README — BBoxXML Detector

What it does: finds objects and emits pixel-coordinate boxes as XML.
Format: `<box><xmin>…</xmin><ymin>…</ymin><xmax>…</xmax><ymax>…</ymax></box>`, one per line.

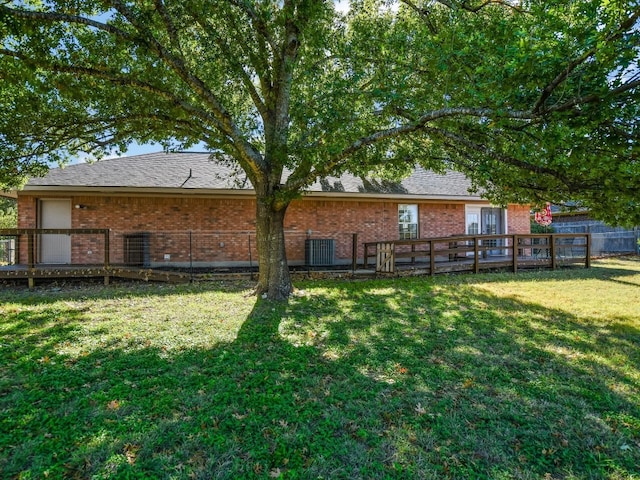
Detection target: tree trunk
<box><xmin>255</xmin><ymin>196</ymin><xmax>292</xmax><ymax>300</ymax></box>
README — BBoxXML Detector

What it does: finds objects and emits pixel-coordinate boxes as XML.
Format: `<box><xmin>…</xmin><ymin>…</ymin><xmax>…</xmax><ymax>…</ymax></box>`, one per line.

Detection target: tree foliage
<box><xmin>1</xmin><ymin>0</ymin><xmax>639</xmax><ymax>297</ymax></box>
<box><xmin>0</xmin><ymin>197</ymin><xmax>17</xmax><ymax>229</ymax></box>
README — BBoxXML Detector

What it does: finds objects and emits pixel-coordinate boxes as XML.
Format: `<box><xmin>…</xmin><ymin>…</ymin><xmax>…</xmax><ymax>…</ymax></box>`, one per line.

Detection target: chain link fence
<box><xmin>553</xmin><ymin>223</ymin><xmax>639</xmax><ymax>256</ymax></box>
<box><xmin>109</xmin><ymin>230</ymin><xmax>359</xmax><ymax>271</ymax></box>
<box><xmin>0</xmin><ymin>237</ymin><xmax>16</xmax><ymax>265</ymax></box>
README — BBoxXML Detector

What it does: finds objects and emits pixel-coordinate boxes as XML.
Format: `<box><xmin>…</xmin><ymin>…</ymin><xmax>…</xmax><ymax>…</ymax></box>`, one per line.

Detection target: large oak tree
<box><xmin>1</xmin><ymin>0</ymin><xmax>639</xmax><ymax>299</ymax></box>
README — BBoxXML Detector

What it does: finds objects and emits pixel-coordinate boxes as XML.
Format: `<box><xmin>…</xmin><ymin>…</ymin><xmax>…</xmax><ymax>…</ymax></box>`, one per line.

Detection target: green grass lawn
<box><xmin>1</xmin><ymin>258</ymin><xmax>639</xmax><ymax>479</ymax></box>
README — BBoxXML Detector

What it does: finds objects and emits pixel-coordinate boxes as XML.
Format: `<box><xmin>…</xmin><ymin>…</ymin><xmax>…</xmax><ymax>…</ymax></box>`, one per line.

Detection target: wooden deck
<box><xmin>364</xmin><ymin>233</ymin><xmax>591</xmax><ymax>275</ymax></box>
<box><xmin>0</xmin><ymin>264</ymin><xmax>191</xmax><ymax>287</ymax></box>
<box><xmin>389</xmin><ymin>253</ymin><xmax>586</xmax><ymax>274</ymax></box>
<box><xmin>0</xmin><ymin>230</ymin><xmax>591</xmax><ymax>287</ymax></box>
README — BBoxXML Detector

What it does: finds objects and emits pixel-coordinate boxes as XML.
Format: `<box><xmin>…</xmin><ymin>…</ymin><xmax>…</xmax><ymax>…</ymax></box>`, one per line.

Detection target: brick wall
<box><xmin>16</xmin><ymin>196</ymin><xmax>36</xmax><ymax>263</ymax></box>
<box><xmin>507</xmin><ymin>204</ymin><xmax>532</xmax><ymax>234</ymax></box>
<box><xmin>17</xmin><ymin>196</ymin><xmax>36</xmax><ymax>229</ymax></box>
<box><xmin>419</xmin><ymin>204</ymin><xmax>466</xmax><ymax>238</ymax></box>
<box><xmin>16</xmin><ymin>193</ymin><xmax>531</xmax><ymax>265</ymax></box>
<box><xmin>71</xmin><ymin>233</ymin><xmax>107</xmax><ymax>265</ymax></box>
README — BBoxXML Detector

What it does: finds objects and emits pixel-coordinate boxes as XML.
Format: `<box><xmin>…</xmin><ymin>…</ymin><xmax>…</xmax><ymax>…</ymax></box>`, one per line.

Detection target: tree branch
<box><xmin>284</xmin><ymin>106</ymin><xmax>531</xmax><ymax>192</ymax></box>
<box><xmin>459</xmin><ymin>0</ymin><xmax>527</xmax><ymax>14</ymax></box>
<box><xmin>40</xmin><ymin>114</ymin><xmax>205</xmax><ymax>142</ymax></box>
<box><xmin>226</xmin><ymin>0</ymin><xmax>279</xmax><ymax>54</ymax></box>
<box><xmin>398</xmin><ymin>0</ymin><xmax>438</xmax><ymax>34</ymax></box>
<box><xmin>432</xmin><ymin>0</ymin><xmax>527</xmax><ymax>14</ymax></box>
<box><xmin>105</xmin><ymin>0</ymin><xmax>266</xmax><ymax>176</ymax></box>
<box><xmin>272</xmin><ymin>0</ymin><xmax>303</xmax><ymax>128</ymax></box>
<box><xmin>187</xmin><ymin>6</ymin><xmax>273</xmax><ymax>117</ymax></box>
<box><xmin>547</xmin><ymin>78</ymin><xmax>640</xmax><ymax>114</ymax></box>
<box><xmin>0</xmin><ymin>48</ymin><xmax>224</xmax><ymax>131</ymax></box>
<box><xmin>533</xmin><ymin>8</ymin><xmax>640</xmax><ymax>114</ymax></box>
<box><xmin>423</xmin><ymin>126</ymin><xmax>578</xmax><ymax>186</ymax></box>
<box><xmin>153</xmin><ymin>0</ymin><xmax>184</xmax><ymax>56</ymax></box>
<box><xmin>0</xmin><ymin>5</ymin><xmax>137</xmax><ymax>42</ymax></box>
<box><xmin>203</xmin><ymin>22</ymin><xmax>268</xmax><ymax>120</ymax></box>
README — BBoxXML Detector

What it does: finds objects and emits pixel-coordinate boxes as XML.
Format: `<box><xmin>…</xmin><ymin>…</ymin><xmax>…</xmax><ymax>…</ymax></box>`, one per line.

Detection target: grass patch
<box><xmin>1</xmin><ymin>258</ymin><xmax>639</xmax><ymax>479</ymax></box>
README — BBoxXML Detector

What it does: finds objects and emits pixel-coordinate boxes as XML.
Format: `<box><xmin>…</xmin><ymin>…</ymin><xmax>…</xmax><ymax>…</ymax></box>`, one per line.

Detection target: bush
<box><xmin>530</xmin><ymin>221</ymin><xmax>555</xmax><ymax>233</ymax></box>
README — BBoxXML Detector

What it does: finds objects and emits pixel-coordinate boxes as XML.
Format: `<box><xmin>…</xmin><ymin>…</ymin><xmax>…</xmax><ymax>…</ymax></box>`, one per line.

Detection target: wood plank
<box><xmin>0</xmin><ymin>266</ymin><xmax>190</xmax><ymax>284</ymax></box>
<box><xmin>110</xmin><ymin>268</ymin><xmax>191</xmax><ymax>283</ymax></box>
<box><xmin>376</xmin><ymin>242</ymin><xmax>395</xmax><ymax>273</ymax></box>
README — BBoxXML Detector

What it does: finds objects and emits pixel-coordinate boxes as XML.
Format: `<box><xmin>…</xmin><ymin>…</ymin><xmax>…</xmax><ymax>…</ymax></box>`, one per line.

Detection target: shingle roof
<box><xmin>24</xmin><ymin>152</ymin><xmax>480</xmax><ymax>199</ymax></box>
<box><xmin>27</xmin><ymin>152</ymin><xmax>236</xmax><ymax>190</ymax></box>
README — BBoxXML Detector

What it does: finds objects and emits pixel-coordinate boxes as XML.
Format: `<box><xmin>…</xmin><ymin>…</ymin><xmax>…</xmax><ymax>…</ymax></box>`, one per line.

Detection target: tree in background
<box><xmin>0</xmin><ymin>198</ymin><xmax>17</xmax><ymax>229</ymax></box>
<box><xmin>1</xmin><ymin>1</ymin><xmax>638</xmax><ymax>298</ymax></box>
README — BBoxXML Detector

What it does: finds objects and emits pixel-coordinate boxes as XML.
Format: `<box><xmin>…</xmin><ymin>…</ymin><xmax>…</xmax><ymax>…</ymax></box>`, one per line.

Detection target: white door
<box><xmin>465</xmin><ymin>206</ymin><xmax>506</xmax><ymax>257</ymax></box>
<box><xmin>481</xmin><ymin>207</ymin><xmax>504</xmax><ymax>256</ymax></box>
<box><xmin>40</xmin><ymin>199</ymin><xmax>71</xmax><ymax>264</ymax></box>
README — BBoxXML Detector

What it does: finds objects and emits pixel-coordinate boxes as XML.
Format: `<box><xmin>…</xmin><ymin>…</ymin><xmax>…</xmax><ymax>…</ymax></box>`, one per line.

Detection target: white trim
<box><xmin>398</xmin><ymin>204</ymin><xmax>419</xmax><ymax>239</ymax></box>
<box><xmin>465</xmin><ymin>206</ymin><xmax>481</xmax><ymax>235</ymax></box>
<box><xmin>465</xmin><ymin>204</ymin><xmax>508</xmax><ymax>234</ymax></box>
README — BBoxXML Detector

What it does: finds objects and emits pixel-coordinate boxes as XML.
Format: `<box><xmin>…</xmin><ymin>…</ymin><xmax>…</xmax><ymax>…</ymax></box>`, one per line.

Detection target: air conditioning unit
<box><xmin>124</xmin><ymin>232</ymin><xmax>151</xmax><ymax>267</ymax></box>
<box><xmin>305</xmin><ymin>239</ymin><xmax>336</xmax><ymax>266</ymax></box>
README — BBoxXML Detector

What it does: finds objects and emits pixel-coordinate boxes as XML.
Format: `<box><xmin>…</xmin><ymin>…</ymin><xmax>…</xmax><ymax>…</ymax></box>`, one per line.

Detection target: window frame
<box><xmin>398</xmin><ymin>204</ymin><xmax>419</xmax><ymax>240</ymax></box>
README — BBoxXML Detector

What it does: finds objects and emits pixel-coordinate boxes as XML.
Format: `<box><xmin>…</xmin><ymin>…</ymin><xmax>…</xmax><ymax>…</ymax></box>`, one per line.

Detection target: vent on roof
<box><xmin>305</xmin><ymin>239</ymin><xmax>336</xmax><ymax>266</ymax></box>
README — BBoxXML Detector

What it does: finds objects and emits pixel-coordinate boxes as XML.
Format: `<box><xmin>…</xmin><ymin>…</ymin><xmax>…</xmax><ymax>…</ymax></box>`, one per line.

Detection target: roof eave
<box><xmin>19</xmin><ymin>185</ymin><xmax>484</xmax><ymax>202</ymax></box>
<box><xmin>303</xmin><ymin>190</ymin><xmax>483</xmax><ymax>201</ymax></box>
<box><xmin>0</xmin><ymin>190</ymin><xmax>18</xmax><ymax>199</ymax></box>
<box><xmin>19</xmin><ymin>185</ymin><xmax>256</xmax><ymax>197</ymax></box>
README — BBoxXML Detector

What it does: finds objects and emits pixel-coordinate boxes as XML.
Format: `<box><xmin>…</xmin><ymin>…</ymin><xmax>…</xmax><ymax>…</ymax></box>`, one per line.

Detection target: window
<box><xmin>398</xmin><ymin>204</ymin><xmax>418</xmax><ymax>239</ymax></box>
<box><xmin>466</xmin><ymin>212</ymin><xmax>479</xmax><ymax>235</ymax></box>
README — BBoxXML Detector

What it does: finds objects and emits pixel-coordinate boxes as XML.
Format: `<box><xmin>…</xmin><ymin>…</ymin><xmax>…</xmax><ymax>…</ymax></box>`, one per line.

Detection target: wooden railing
<box><xmin>0</xmin><ymin>229</ymin><xmax>591</xmax><ymax>285</ymax></box>
<box><xmin>0</xmin><ymin>228</ymin><xmax>110</xmax><ymax>287</ymax></box>
<box><xmin>363</xmin><ymin>233</ymin><xmax>591</xmax><ymax>275</ymax></box>
<box><xmin>0</xmin><ymin>228</ymin><xmax>111</xmax><ymax>267</ymax></box>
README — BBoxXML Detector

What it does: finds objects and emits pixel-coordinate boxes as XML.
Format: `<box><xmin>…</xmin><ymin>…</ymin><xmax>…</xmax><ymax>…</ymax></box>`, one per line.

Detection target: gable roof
<box><xmin>22</xmin><ymin>152</ymin><xmax>482</xmax><ymax>201</ymax></box>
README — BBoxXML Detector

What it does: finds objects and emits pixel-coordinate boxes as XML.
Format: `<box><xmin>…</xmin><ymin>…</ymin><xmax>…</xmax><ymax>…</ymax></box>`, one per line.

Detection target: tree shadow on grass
<box><xmin>3</xmin><ymin>293</ymin><xmax>400</xmax><ymax>479</ymax></box>
<box><xmin>0</xmin><ymin>277</ymin><xmax>255</xmax><ymax>302</ymax></box>
<box><xmin>1</xmin><ymin>275</ymin><xmax>639</xmax><ymax>479</ymax></box>
<box><xmin>277</xmin><ymin>278</ymin><xmax>640</xmax><ymax>478</ymax></box>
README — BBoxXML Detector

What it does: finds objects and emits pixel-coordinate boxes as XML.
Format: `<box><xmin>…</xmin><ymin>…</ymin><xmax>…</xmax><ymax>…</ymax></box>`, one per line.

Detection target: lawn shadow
<box><xmin>0</xmin><ymin>277</ymin><xmax>256</xmax><ymax>305</ymax></box>
<box><xmin>4</xmin><ymin>295</ymin><xmax>420</xmax><ymax>478</ymax></box>
<box><xmin>279</xmin><ymin>278</ymin><xmax>640</xmax><ymax>477</ymax></box>
<box><xmin>1</xmin><ymin>270</ymin><xmax>639</xmax><ymax>479</ymax></box>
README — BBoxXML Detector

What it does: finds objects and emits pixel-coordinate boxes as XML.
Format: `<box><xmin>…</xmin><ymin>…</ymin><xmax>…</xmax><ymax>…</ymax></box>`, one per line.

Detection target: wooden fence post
<box><xmin>513</xmin><ymin>235</ymin><xmax>518</xmax><ymax>273</ymax></box>
<box><xmin>27</xmin><ymin>231</ymin><xmax>35</xmax><ymax>289</ymax></box>
<box><xmin>474</xmin><ymin>236</ymin><xmax>480</xmax><ymax>274</ymax></box>
<box><xmin>352</xmin><ymin>233</ymin><xmax>358</xmax><ymax>273</ymax></box>
<box><xmin>429</xmin><ymin>240</ymin><xmax>435</xmax><ymax>275</ymax></box>
<box><xmin>15</xmin><ymin>235</ymin><xmax>21</xmax><ymax>264</ymax></box>
<box><xmin>104</xmin><ymin>229</ymin><xmax>110</xmax><ymax>285</ymax></box>
<box><xmin>364</xmin><ymin>243</ymin><xmax>369</xmax><ymax>269</ymax></box>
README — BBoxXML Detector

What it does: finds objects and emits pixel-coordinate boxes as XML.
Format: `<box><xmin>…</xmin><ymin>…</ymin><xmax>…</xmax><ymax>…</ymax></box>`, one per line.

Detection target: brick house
<box><xmin>14</xmin><ymin>152</ymin><xmax>531</xmax><ymax>267</ymax></box>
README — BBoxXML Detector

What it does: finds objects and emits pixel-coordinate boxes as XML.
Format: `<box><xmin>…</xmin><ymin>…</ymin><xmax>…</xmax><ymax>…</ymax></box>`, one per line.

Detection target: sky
<box><xmin>114</xmin><ymin>141</ymin><xmax>199</xmax><ymax>157</ymax></box>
